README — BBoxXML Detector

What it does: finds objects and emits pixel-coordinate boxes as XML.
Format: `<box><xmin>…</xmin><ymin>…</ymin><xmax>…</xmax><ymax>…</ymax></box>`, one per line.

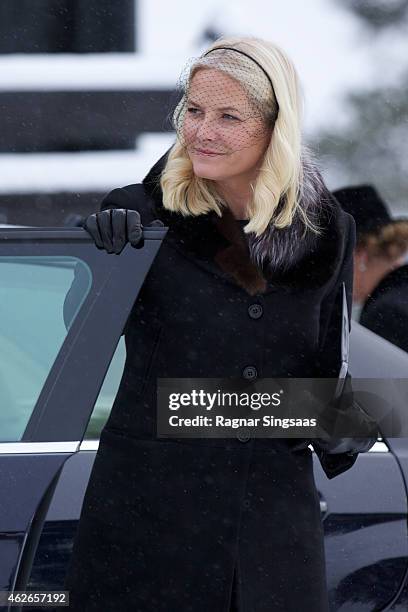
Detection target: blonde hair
<box><xmin>160</xmin><ymin>36</ymin><xmax>318</xmax><ymax>238</ymax></box>
<box><xmin>359</xmin><ymin>222</ymin><xmax>408</xmax><ymax>262</ymax></box>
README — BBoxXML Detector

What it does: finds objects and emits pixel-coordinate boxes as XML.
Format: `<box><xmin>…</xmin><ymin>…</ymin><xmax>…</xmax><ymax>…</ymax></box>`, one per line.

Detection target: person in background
<box><xmin>333</xmin><ymin>185</ymin><xmax>408</xmax><ymax>352</ymax></box>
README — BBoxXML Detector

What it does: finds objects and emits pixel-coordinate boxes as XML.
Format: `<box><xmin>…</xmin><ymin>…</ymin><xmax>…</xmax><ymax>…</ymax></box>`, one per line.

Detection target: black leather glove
<box><xmin>83</xmin><ymin>208</ymin><xmax>163</xmax><ymax>254</ymax></box>
<box><xmin>310</xmin><ymin>374</ymin><xmax>380</xmax><ymax>455</ymax></box>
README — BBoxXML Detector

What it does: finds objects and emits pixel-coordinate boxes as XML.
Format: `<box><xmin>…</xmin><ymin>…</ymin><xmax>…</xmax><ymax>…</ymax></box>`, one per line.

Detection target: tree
<box><xmin>311</xmin><ymin>0</ymin><xmax>408</xmax><ymax>213</ymax></box>
<box><xmin>340</xmin><ymin>0</ymin><xmax>408</xmax><ymax>29</ymax></box>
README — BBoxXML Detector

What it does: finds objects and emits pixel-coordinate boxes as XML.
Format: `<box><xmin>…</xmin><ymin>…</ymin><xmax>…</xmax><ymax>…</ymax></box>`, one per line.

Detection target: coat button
<box><xmin>248</xmin><ymin>303</ymin><xmax>263</xmax><ymax>319</ymax></box>
<box><xmin>242</xmin><ymin>365</ymin><xmax>258</xmax><ymax>380</ymax></box>
<box><xmin>237</xmin><ymin>428</ymin><xmax>251</xmax><ymax>443</ymax></box>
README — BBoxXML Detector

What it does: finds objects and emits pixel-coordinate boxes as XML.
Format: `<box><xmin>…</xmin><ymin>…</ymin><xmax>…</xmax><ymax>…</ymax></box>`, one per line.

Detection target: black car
<box><xmin>1</xmin><ymin>225</ymin><xmax>408</xmax><ymax>612</ymax></box>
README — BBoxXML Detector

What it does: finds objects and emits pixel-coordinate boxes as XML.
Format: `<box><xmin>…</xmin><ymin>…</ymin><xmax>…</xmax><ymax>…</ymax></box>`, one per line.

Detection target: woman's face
<box><xmin>182</xmin><ymin>68</ymin><xmax>272</xmax><ymax>183</ymax></box>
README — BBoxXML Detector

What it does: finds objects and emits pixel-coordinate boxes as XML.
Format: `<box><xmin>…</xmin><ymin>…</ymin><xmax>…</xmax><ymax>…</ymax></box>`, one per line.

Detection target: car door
<box><xmin>0</xmin><ymin>224</ymin><xmax>167</xmax><ymax>607</ymax></box>
<box><xmin>313</xmin><ymin>322</ymin><xmax>408</xmax><ymax>611</ymax></box>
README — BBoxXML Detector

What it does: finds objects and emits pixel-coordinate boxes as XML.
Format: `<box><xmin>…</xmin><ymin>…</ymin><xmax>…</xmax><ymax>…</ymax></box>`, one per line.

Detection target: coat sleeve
<box><xmin>63</xmin><ymin>185</ymin><xmax>161</xmax><ymax>335</ymax></box>
<box><xmin>99</xmin><ymin>184</ymin><xmax>158</xmax><ymax>223</ymax></box>
<box><xmin>312</xmin><ymin>211</ymin><xmax>379</xmax><ymax>479</ymax></box>
<box><xmin>99</xmin><ymin>184</ymin><xmax>161</xmax><ymax>336</ymax></box>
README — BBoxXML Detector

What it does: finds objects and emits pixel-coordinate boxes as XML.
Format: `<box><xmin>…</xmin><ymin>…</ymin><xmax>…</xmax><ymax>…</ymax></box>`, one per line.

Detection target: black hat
<box><xmin>332</xmin><ymin>184</ymin><xmax>407</xmax><ymax>237</ymax></box>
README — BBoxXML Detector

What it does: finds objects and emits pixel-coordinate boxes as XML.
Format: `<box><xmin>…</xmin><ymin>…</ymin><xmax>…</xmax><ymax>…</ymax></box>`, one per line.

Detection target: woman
<box><xmin>64</xmin><ymin>37</ymin><xmax>377</xmax><ymax>611</ymax></box>
<box><xmin>333</xmin><ymin>185</ymin><xmax>408</xmax><ymax>353</ymax></box>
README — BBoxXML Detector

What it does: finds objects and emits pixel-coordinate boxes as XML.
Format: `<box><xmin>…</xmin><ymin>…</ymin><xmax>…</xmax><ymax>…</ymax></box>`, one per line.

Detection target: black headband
<box><xmin>202</xmin><ymin>46</ymin><xmax>278</xmax><ymax>112</ymax></box>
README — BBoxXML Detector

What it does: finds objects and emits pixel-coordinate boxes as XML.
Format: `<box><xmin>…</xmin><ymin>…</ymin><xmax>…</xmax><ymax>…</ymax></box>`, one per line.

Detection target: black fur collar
<box><xmin>142</xmin><ymin>147</ymin><xmax>343</xmax><ymax>295</ymax></box>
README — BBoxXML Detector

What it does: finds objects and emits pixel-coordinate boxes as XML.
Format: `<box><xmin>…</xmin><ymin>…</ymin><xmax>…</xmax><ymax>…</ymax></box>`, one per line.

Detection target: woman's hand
<box><xmin>84</xmin><ymin>208</ymin><xmax>163</xmax><ymax>254</ymax></box>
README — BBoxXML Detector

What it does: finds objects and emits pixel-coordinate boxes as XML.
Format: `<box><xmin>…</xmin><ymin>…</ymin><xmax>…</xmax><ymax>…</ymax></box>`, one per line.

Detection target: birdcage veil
<box><xmin>159</xmin><ymin>38</ymin><xmax>319</xmax><ymax>240</ymax></box>
<box><xmin>169</xmin><ymin>46</ymin><xmax>279</xmax><ymax>156</ymax></box>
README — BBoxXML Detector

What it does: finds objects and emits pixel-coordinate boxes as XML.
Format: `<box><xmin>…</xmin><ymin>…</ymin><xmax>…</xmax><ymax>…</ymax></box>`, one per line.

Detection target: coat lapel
<box><xmin>142</xmin><ymin>147</ymin><xmax>343</xmax><ymax>295</ymax></box>
<box><xmin>211</xmin><ymin>210</ymin><xmax>268</xmax><ymax>295</ymax></box>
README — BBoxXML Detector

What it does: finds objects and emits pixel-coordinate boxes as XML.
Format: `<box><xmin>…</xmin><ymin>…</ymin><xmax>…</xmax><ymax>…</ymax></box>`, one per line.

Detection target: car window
<box><xmin>84</xmin><ymin>337</ymin><xmax>126</xmax><ymax>439</ymax></box>
<box><xmin>0</xmin><ymin>256</ymin><xmax>92</xmax><ymax>441</ymax></box>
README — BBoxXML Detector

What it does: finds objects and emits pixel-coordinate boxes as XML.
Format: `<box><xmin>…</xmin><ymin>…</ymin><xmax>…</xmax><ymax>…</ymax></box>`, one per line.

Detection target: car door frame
<box><xmin>0</xmin><ymin>226</ymin><xmax>167</xmax><ymax>602</ymax></box>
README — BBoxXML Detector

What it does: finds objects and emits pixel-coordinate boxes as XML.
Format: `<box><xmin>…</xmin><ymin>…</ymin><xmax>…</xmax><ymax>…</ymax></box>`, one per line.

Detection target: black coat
<box><xmin>64</xmin><ymin>150</ymin><xmax>375</xmax><ymax>611</ymax></box>
<box><xmin>359</xmin><ymin>263</ymin><xmax>408</xmax><ymax>353</ymax></box>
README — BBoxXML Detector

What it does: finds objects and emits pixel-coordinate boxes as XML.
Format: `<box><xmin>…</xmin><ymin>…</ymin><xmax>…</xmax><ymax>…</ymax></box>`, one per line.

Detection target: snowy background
<box><xmin>0</xmin><ymin>0</ymin><xmax>407</xmax><ymax>215</ymax></box>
